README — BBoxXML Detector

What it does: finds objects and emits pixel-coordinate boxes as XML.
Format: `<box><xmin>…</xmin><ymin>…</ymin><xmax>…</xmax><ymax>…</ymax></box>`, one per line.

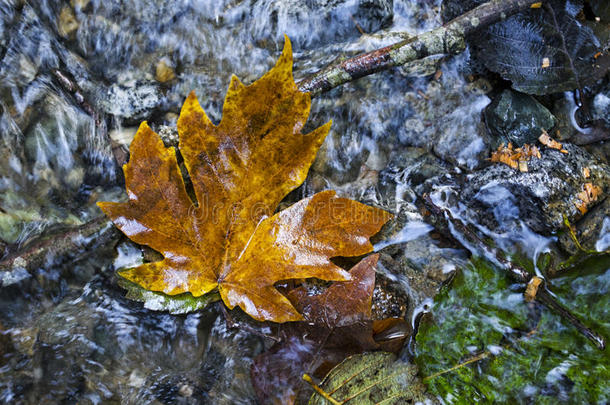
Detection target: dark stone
<box><xmin>484</xmin><ymin>90</ymin><xmax>557</xmax><ymax>149</ymax></box>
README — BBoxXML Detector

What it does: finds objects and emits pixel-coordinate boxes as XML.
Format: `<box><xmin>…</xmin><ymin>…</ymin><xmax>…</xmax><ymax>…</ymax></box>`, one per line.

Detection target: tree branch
<box><xmin>297</xmin><ymin>0</ymin><xmax>539</xmax><ymax>96</ymax></box>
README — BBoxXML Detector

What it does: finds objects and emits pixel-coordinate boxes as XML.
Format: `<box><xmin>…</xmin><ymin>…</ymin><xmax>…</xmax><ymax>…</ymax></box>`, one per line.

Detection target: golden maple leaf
<box><xmin>98</xmin><ymin>38</ymin><xmax>391</xmax><ymax>323</ymax></box>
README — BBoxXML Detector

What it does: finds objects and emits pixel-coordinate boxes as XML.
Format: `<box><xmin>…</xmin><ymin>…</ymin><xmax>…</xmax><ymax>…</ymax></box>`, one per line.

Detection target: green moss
<box><xmin>415</xmin><ymin>257</ymin><xmax>610</xmax><ymax>404</ymax></box>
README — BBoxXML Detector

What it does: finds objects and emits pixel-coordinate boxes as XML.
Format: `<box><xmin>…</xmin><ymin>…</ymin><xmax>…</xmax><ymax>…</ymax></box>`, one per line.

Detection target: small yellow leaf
<box><xmin>539</xmin><ymin>130</ymin><xmax>566</xmax><ymax>152</ymax></box>
<box><xmin>574</xmin><ymin>183</ymin><xmax>602</xmax><ymax>215</ymax></box>
<box><xmin>524</xmin><ymin>276</ymin><xmax>543</xmax><ymax>302</ymax></box>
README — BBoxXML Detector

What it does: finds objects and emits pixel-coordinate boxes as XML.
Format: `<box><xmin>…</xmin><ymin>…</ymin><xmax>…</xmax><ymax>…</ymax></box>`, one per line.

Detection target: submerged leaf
<box><xmin>251</xmin><ymin>255</ymin><xmax>411</xmax><ymax>404</ymax></box>
<box><xmin>117</xmin><ymin>278</ymin><xmax>220</xmax><ymax>315</ymax></box>
<box><xmin>442</xmin><ymin>0</ymin><xmax>607</xmax><ymax>95</ymax></box>
<box><xmin>98</xmin><ymin>37</ymin><xmax>391</xmax><ymax>322</ymax></box>
<box><xmin>308</xmin><ymin>352</ymin><xmax>429</xmax><ymax>405</ymax></box>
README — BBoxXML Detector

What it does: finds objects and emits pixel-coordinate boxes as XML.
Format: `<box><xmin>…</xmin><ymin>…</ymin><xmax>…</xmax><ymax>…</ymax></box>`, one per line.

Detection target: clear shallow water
<box><xmin>0</xmin><ymin>0</ymin><xmax>608</xmax><ymax>403</ymax></box>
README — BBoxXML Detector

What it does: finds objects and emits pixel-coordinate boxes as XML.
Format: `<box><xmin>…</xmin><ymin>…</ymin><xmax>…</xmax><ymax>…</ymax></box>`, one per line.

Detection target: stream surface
<box><xmin>0</xmin><ymin>0</ymin><xmax>608</xmax><ymax>404</ymax></box>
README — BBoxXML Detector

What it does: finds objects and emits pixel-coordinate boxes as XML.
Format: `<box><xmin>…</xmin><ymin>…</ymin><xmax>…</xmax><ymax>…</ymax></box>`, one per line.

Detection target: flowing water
<box><xmin>0</xmin><ymin>0</ymin><xmax>608</xmax><ymax>404</ymax></box>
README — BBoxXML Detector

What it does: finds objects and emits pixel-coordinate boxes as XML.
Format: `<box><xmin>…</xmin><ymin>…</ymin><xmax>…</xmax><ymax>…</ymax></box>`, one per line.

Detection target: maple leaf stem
<box><xmin>297</xmin><ymin>0</ymin><xmax>538</xmax><ymax>96</ymax></box>
<box><xmin>303</xmin><ymin>374</ymin><xmax>342</xmax><ymax>405</ymax></box>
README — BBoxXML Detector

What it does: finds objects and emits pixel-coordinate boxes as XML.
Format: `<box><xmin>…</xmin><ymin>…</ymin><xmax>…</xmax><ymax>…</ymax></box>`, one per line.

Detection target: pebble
<box><xmin>58</xmin><ymin>6</ymin><xmax>79</xmax><ymax>39</ymax></box>
<box><xmin>156</xmin><ymin>57</ymin><xmax>176</xmax><ymax>83</ymax></box>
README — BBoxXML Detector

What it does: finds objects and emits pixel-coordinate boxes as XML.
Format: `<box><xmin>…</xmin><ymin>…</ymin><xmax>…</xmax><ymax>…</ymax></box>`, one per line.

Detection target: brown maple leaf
<box><xmin>251</xmin><ymin>255</ymin><xmax>411</xmax><ymax>404</ymax></box>
<box><xmin>97</xmin><ymin>38</ymin><xmax>391</xmax><ymax>323</ymax></box>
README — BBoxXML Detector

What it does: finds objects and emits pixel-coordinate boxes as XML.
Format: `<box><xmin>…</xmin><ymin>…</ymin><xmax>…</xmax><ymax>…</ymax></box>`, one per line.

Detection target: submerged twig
<box><xmin>298</xmin><ymin>0</ymin><xmax>538</xmax><ymax>96</ymax></box>
<box><xmin>421</xmin><ymin>194</ymin><xmax>606</xmax><ymax>350</ymax></box>
<box><xmin>424</xmin><ymin>324</ymin><xmax>541</xmax><ymax>382</ymax></box>
<box><xmin>52</xmin><ymin>69</ymin><xmax>102</xmax><ymax>127</ymax></box>
<box><xmin>423</xmin><ymin>351</ymin><xmax>491</xmax><ymax>382</ymax></box>
<box><xmin>0</xmin><ymin>217</ymin><xmax>116</xmax><ymax>278</ymax></box>
<box><xmin>535</xmin><ymin>287</ymin><xmax>605</xmax><ymax>349</ymax></box>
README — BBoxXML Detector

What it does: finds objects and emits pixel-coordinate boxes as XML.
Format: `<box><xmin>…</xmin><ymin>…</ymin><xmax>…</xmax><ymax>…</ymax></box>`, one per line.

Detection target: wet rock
<box><xmin>372</xmin><ymin>188</ymin><xmax>462</xmax><ymax>321</ymax></box>
<box><xmin>484</xmin><ymin>89</ymin><xmax>557</xmax><ymax>149</ymax></box>
<box><xmin>157</xmin><ymin>125</ymin><xmax>179</xmax><ymax>147</ymax></box>
<box><xmin>249</xmin><ymin>0</ymin><xmax>394</xmax><ymax>48</ymax></box>
<box><xmin>371</xmin><ymin>274</ymin><xmax>408</xmax><ymax>320</ymax></box>
<box><xmin>71</xmin><ymin>0</ymin><xmax>91</xmax><ymax>11</ymax></box>
<box><xmin>109</xmin><ymin>126</ymin><xmax>138</xmax><ymax>147</ymax></box>
<box><xmin>99</xmin><ymin>81</ymin><xmax>162</xmax><ymax>123</ymax></box>
<box><xmin>353</xmin><ymin>0</ymin><xmax>394</xmax><ymax>33</ymax></box>
<box><xmin>424</xmin><ymin>143</ymin><xmax>610</xmax><ymax>235</ymax></box>
<box><xmin>584</xmin><ymin>141</ymin><xmax>610</xmax><ymax>165</ymax></box>
<box><xmin>398</xmin><ymin>59</ymin><xmax>492</xmax><ymax>169</ymax></box>
<box><xmin>591</xmin><ymin>87</ymin><xmax>610</xmax><ymax>128</ymax></box>
<box><xmin>253</xmin><ymin>0</ymin><xmax>393</xmax><ymax>47</ymax></box>
<box><xmin>378</xmin><ymin>147</ymin><xmax>451</xmax><ymax>208</ymax></box>
<box><xmin>199</xmin><ymin>316</ymin><xmax>262</xmax><ymax>404</ymax></box>
<box><xmin>5</xmin><ymin>275</ymin><xmax>231</xmax><ymax>404</ymax></box>
<box><xmin>550</xmin><ymin>93</ymin><xmax>578</xmax><ymax>141</ymax></box>
<box><xmin>0</xmin><ymin>322</ymin><xmax>13</xmax><ymax>366</ymax></box>
<box><xmin>17</xmin><ymin>54</ymin><xmax>37</xmax><ymax>84</ymax></box>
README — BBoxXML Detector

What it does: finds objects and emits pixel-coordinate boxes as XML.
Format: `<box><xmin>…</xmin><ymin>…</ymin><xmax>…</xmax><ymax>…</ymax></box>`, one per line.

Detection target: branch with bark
<box><xmin>298</xmin><ymin>0</ymin><xmax>539</xmax><ymax>96</ymax></box>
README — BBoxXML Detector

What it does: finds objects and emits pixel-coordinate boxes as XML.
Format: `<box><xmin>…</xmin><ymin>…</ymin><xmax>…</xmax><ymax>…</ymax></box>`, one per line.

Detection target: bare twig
<box><xmin>298</xmin><ymin>0</ymin><xmax>538</xmax><ymax>96</ymax></box>
<box><xmin>421</xmin><ymin>194</ymin><xmax>606</xmax><ymax>350</ymax></box>
<box><xmin>52</xmin><ymin>69</ymin><xmax>102</xmax><ymax>127</ymax></box>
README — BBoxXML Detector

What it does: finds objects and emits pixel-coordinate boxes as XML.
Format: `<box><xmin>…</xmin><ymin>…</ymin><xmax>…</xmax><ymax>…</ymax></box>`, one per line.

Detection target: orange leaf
<box><xmin>574</xmin><ymin>182</ymin><xmax>602</xmax><ymax>215</ymax></box>
<box><xmin>97</xmin><ymin>37</ymin><xmax>392</xmax><ymax>323</ymax></box>
<box><xmin>489</xmin><ymin>143</ymin><xmax>540</xmax><ymax>172</ymax></box>
<box><xmin>538</xmin><ymin>130</ymin><xmax>565</xmax><ymax>152</ymax></box>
